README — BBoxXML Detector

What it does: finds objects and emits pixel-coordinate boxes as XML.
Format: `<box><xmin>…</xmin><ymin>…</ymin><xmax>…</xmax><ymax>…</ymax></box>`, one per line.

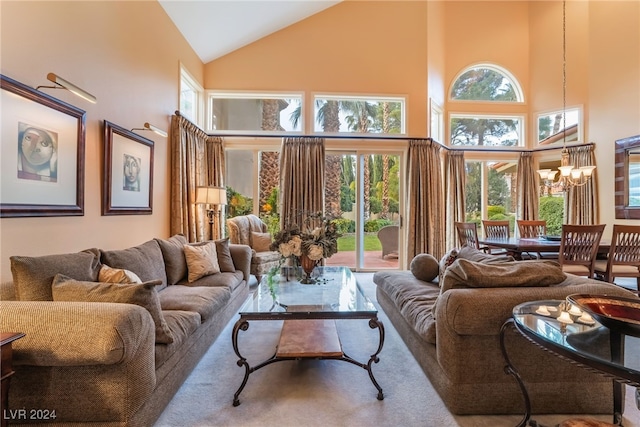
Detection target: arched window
<box><xmin>450</xmin><ymin>63</ymin><xmax>523</xmax><ymax>102</ymax></box>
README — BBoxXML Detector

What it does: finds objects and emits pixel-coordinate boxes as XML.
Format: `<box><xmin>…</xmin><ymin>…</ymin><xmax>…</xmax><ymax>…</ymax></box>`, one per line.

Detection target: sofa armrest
<box><xmin>0</xmin><ymin>301</ymin><xmax>155</xmax><ymax>367</ymax></box>
<box><xmin>229</xmin><ymin>243</ymin><xmax>252</xmax><ymax>282</ymax></box>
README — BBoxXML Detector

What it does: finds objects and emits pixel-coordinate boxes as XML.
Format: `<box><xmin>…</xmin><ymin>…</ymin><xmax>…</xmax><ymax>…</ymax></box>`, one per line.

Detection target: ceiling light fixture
<box><xmin>537</xmin><ymin>0</ymin><xmax>595</xmax><ymax>192</ymax></box>
<box><xmin>131</xmin><ymin>122</ymin><xmax>168</xmax><ymax>138</ymax></box>
<box><xmin>36</xmin><ymin>73</ymin><xmax>97</xmax><ymax>104</ymax></box>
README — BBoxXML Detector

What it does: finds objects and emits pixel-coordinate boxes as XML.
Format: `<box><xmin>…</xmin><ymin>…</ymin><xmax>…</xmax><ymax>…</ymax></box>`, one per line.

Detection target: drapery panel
<box><xmin>517</xmin><ymin>151</ymin><xmax>539</xmax><ymax>221</ymax></box>
<box><xmin>407</xmin><ymin>139</ymin><xmax>445</xmax><ymax>264</ymax></box>
<box><xmin>444</xmin><ymin>150</ymin><xmax>466</xmax><ymax>250</ymax></box>
<box><xmin>565</xmin><ymin>145</ymin><xmax>598</xmax><ymax>225</ymax></box>
<box><xmin>169</xmin><ymin>113</ymin><xmax>225</xmax><ymax>242</ymax></box>
<box><xmin>279</xmin><ymin>137</ymin><xmax>325</xmax><ymax>230</ymax></box>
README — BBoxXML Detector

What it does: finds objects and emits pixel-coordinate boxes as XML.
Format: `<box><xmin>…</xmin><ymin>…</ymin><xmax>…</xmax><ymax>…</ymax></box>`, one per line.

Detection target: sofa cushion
<box><xmin>98</xmin><ymin>264</ymin><xmax>142</xmax><ymax>284</ymax></box>
<box><xmin>51</xmin><ymin>274</ymin><xmax>174</xmax><ymax>344</ymax></box>
<box><xmin>100</xmin><ymin>239</ymin><xmax>168</xmax><ymax>291</ymax></box>
<box><xmin>456</xmin><ymin>246</ymin><xmax>515</xmax><ymax>263</ymax></box>
<box><xmin>184</xmin><ymin>242</ymin><xmax>220</xmax><ymax>282</ymax></box>
<box><xmin>410</xmin><ymin>254</ymin><xmax>439</xmax><ymax>282</ymax></box>
<box><xmin>155</xmin><ymin>234</ymin><xmax>189</xmax><ymax>285</ymax></box>
<box><xmin>251</xmin><ymin>231</ymin><xmax>272</xmax><ymax>252</ymax></box>
<box><xmin>373</xmin><ymin>271</ymin><xmax>440</xmax><ymax>344</ymax></box>
<box><xmin>440</xmin><ymin>258</ymin><xmax>566</xmax><ymax>294</ymax></box>
<box><xmin>158</xmin><ymin>285</ymin><xmax>231</xmax><ymax>322</ymax></box>
<box><xmin>213</xmin><ymin>238</ymin><xmax>235</xmax><ymax>273</ymax></box>
<box><xmin>176</xmin><ymin>270</ymin><xmax>244</xmax><ymax>292</ymax></box>
<box><xmin>10</xmin><ymin>248</ymin><xmax>101</xmax><ymax>301</ymax></box>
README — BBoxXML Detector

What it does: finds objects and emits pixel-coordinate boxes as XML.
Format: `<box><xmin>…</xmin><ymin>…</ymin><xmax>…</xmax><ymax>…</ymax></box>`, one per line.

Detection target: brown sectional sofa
<box><xmin>0</xmin><ymin>234</ymin><xmax>251</xmax><ymax>426</ymax></box>
<box><xmin>374</xmin><ymin>247</ymin><xmax>638</xmax><ymax>416</ymax></box>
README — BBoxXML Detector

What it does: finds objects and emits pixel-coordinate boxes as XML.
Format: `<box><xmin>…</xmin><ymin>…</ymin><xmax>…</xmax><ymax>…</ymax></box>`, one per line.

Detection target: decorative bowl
<box><xmin>567</xmin><ymin>294</ymin><xmax>640</xmax><ymax>337</ymax></box>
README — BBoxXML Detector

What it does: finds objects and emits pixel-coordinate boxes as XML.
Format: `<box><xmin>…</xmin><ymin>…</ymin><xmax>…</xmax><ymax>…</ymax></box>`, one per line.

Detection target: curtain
<box><xmin>407</xmin><ymin>139</ymin><xmax>445</xmax><ymax>264</ymax></box>
<box><xmin>279</xmin><ymin>137</ymin><xmax>325</xmax><ymax>230</ymax></box>
<box><xmin>565</xmin><ymin>145</ymin><xmax>598</xmax><ymax>225</ymax></box>
<box><xmin>444</xmin><ymin>150</ymin><xmax>466</xmax><ymax>250</ymax></box>
<box><xmin>169</xmin><ymin>113</ymin><xmax>225</xmax><ymax>242</ymax></box>
<box><xmin>517</xmin><ymin>151</ymin><xmax>539</xmax><ymax>221</ymax></box>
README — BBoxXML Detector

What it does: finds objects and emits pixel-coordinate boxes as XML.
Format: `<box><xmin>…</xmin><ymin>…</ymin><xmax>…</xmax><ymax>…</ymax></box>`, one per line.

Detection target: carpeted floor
<box><xmin>154</xmin><ymin>273</ymin><xmax>640</xmax><ymax>427</ymax></box>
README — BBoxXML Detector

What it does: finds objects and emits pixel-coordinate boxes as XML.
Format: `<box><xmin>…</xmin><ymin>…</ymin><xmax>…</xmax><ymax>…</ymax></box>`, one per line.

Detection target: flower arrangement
<box><xmin>270</xmin><ymin>212</ymin><xmax>341</xmax><ymax>263</ymax></box>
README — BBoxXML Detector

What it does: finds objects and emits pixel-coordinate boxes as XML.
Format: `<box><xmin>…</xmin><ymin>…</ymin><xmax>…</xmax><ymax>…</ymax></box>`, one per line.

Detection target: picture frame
<box><xmin>102</xmin><ymin>121</ymin><xmax>154</xmax><ymax>215</ymax></box>
<box><xmin>1</xmin><ymin>74</ymin><xmax>86</xmax><ymax>217</ymax></box>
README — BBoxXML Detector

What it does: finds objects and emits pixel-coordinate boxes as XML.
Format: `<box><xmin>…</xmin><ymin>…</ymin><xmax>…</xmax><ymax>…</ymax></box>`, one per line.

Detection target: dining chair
<box><xmin>454</xmin><ymin>222</ymin><xmax>481</xmax><ymax>250</ymax></box>
<box><xmin>593</xmin><ymin>224</ymin><xmax>640</xmax><ymax>294</ymax></box>
<box><xmin>558</xmin><ymin>224</ymin><xmax>606</xmax><ymax>278</ymax></box>
<box><xmin>481</xmin><ymin>220</ymin><xmax>510</xmax><ymax>255</ymax></box>
<box><xmin>516</xmin><ymin>220</ymin><xmax>557</xmax><ymax>260</ymax></box>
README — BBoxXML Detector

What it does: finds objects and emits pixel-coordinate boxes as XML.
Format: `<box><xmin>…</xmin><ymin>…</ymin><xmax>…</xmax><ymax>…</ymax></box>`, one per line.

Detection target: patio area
<box><xmin>325</xmin><ymin>250</ymin><xmax>400</xmax><ymax>270</ymax></box>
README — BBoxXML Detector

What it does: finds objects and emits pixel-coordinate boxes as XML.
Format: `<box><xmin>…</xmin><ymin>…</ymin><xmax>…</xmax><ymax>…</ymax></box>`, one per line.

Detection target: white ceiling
<box><xmin>158</xmin><ymin>1</ymin><xmax>341</xmax><ymax>63</ymax></box>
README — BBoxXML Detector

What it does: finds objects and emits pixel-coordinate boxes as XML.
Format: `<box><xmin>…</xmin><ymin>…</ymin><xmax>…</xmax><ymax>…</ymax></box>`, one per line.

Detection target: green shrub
<box><xmin>539</xmin><ymin>196</ymin><xmax>564</xmax><ymax>235</ymax></box>
<box><xmin>333</xmin><ymin>218</ymin><xmax>355</xmax><ymax>234</ymax></box>
<box><xmin>364</xmin><ymin>218</ymin><xmax>393</xmax><ymax>232</ymax></box>
<box><xmin>487</xmin><ymin>205</ymin><xmax>506</xmax><ymax>217</ymax></box>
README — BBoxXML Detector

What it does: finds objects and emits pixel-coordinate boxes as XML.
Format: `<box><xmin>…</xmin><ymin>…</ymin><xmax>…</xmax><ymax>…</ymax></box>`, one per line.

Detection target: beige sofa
<box><xmin>374</xmin><ymin>247</ymin><xmax>638</xmax><ymax>416</ymax></box>
<box><xmin>0</xmin><ymin>234</ymin><xmax>251</xmax><ymax>427</ymax></box>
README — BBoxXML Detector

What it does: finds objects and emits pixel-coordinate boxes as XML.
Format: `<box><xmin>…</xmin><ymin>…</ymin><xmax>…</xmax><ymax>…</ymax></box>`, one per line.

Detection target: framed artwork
<box><xmin>1</xmin><ymin>74</ymin><xmax>86</xmax><ymax>217</ymax></box>
<box><xmin>102</xmin><ymin>121</ymin><xmax>153</xmax><ymax>215</ymax></box>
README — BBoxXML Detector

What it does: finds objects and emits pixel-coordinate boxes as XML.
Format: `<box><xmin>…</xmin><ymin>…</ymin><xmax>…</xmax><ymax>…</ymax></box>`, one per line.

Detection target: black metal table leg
<box><xmin>500</xmin><ymin>319</ymin><xmax>532</xmax><ymax>427</ymax></box>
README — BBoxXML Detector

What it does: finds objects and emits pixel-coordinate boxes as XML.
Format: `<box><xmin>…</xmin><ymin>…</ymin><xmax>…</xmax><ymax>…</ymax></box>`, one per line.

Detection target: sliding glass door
<box><xmin>325</xmin><ymin>151</ymin><xmax>401</xmax><ymax>271</ymax></box>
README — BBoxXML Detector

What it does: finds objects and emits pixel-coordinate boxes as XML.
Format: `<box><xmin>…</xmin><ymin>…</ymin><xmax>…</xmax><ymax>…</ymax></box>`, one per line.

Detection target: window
<box><xmin>450</xmin><ymin>114</ymin><xmax>524</xmax><ymax>147</ymax></box>
<box><xmin>465</xmin><ymin>160</ymin><xmax>518</xmax><ymax>236</ymax></box>
<box><xmin>450</xmin><ymin>64</ymin><xmax>523</xmax><ymax>103</ymax></box>
<box><xmin>536</xmin><ymin>107</ymin><xmax>582</xmax><ymax>145</ymax></box>
<box><xmin>312</xmin><ymin>94</ymin><xmax>406</xmax><ymax>135</ymax></box>
<box><xmin>429</xmin><ymin>99</ymin><xmax>444</xmax><ymax>143</ymax></box>
<box><xmin>207</xmin><ymin>92</ymin><xmax>303</xmax><ymax>134</ymax></box>
<box><xmin>180</xmin><ymin>66</ymin><xmax>203</xmax><ymax>127</ymax></box>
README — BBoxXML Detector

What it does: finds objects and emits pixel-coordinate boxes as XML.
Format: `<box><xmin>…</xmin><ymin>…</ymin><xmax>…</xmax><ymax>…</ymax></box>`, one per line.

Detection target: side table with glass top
<box><xmin>231</xmin><ymin>266</ymin><xmax>385</xmax><ymax>406</ymax></box>
<box><xmin>500</xmin><ymin>300</ymin><xmax>640</xmax><ymax>427</ymax></box>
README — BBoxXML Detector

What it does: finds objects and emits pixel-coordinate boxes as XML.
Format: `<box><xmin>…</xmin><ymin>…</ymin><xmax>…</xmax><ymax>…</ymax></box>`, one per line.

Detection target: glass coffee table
<box><xmin>501</xmin><ymin>299</ymin><xmax>640</xmax><ymax>427</ymax></box>
<box><xmin>231</xmin><ymin>266</ymin><xmax>385</xmax><ymax>406</ymax></box>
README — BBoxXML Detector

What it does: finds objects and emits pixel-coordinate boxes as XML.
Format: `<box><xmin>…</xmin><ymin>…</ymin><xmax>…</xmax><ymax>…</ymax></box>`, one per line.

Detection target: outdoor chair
<box><xmin>558</xmin><ymin>224</ymin><xmax>606</xmax><ymax>278</ymax></box>
<box><xmin>593</xmin><ymin>224</ymin><xmax>640</xmax><ymax>295</ymax></box>
<box><xmin>377</xmin><ymin>225</ymin><xmax>399</xmax><ymax>259</ymax></box>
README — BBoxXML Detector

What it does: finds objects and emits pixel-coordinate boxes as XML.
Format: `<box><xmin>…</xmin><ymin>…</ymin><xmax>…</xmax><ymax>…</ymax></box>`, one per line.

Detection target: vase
<box><xmin>300</xmin><ymin>254</ymin><xmax>318</xmax><ymax>284</ymax></box>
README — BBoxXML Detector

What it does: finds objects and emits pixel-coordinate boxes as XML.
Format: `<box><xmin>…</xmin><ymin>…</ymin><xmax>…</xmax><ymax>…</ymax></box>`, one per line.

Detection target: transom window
<box><xmin>450</xmin><ymin>64</ymin><xmax>523</xmax><ymax>103</ymax></box>
<box><xmin>536</xmin><ymin>107</ymin><xmax>582</xmax><ymax>145</ymax></box>
<box><xmin>450</xmin><ymin>114</ymin><xmax>524</xmax><ymax>147</ymax></box>
<box><xmin>180</xmin><ymin>65</ymin><xmax>204</xmax><ymax>127</ymax></box>
<box><xmin>312</xmin><ymin>94</ymin><xmax>406</xmax><ymax>135</ymax></box>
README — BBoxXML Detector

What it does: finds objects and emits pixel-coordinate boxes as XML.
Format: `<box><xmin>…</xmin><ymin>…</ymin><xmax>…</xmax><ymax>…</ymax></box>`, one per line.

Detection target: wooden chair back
<box><xmin>594</xmin><ymin>224</ymin><xmax>640</xmax><ymax>294</ymax></box>
<box><xmin>559</xmin><ymin>224</ymin><xmax>606</xmax><ymax>278</ymax></box>
<box><xmin>455</xmin><ymin>222</ymin><xmax>480</xmax><ymax>249</ymax></box>
<box><xmin>482</xmin><ymin>220</ymin><xmax>510</xmax><ymax>240</ymax></box>
<box><xmin>517</xmin><ymin>220</ymin><xmax>547</xmax><ymax>239</ymax></box>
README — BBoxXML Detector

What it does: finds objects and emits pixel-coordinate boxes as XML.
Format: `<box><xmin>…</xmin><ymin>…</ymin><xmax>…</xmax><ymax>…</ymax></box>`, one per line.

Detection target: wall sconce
<box><xmin>131</xmin><ymin>122</ymin><xmax>168</xmax><ymax>138</ymax></box>
<box><xmin>195</xmin><ymin>186</ymin><xmax>227</xmax><ymax>240</ymax></box>
<box><xmin>36</xmin><ymin>73</ymin><xmax>97</xmax><ymax>104</ymax></box>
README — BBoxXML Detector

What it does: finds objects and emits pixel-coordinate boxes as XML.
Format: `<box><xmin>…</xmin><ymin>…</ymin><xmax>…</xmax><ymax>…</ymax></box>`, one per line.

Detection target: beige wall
<box><xmin>0</xmin><ymin>1</ymin><xmax>203</xmax><ymax>282</ymax></box>
<box><xmin>204</xmin><ymin>1</ymin><xmax>430</xmax><ymax>137</ymax></box>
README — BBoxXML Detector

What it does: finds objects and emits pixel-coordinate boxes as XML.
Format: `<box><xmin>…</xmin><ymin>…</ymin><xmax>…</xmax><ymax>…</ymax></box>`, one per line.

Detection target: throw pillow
<box><xmin>439</xmin><ymin>248</ymin><xmax>458</xmax><ymax>282</ymax></box>
<box><xmin>214</xmin><ymin>238</ymin><xmax>235</xmax><ymax>272</ymax></box>
<box><xmin>155</xmin><ymin>234</ymin><xmax>189</xmax><ymax>285</ymax></box>
<box><xmin>98</xmin><ymin>264</ymin><xmax>142</xmax><ymax>284</ymax></box>
<box><xmin>183</xmin><ymin>242</ymin><xmax>220</xmax><ymax>283</ymax></box>
<box><xmin>100</xmin><ymin>239</ymin><xmax>168</xmax><ymax>290</ymax></box>
<box><xmin>410</xmin><ymin>254</ymin><xmax>439</xmax><ymax>282</ymax></box>
<box><xmin>51</xmin><ymin>274</ymin><xmax>174</xmax><ymax>344</ymax></box>
<box><xmin>10</xmin><ymin>248</ymin><xmax>101</xmax><ymax>301</ymax></box>
<box><xmin>251</xmin><ymin>231</ymin><xmax>273</xmax><ymax>252</ymax></box>
<box><xmin>440</xmin><ymin>258</ymin><xmax>566</xmax><ymax>294</ymax></box>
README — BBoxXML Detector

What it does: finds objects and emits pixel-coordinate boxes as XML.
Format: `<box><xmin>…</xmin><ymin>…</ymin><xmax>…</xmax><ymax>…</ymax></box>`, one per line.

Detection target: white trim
<box><xmin>179</xmin><ymin>64</ymin><xmax>204</xmax><ymax>128</ymax></box>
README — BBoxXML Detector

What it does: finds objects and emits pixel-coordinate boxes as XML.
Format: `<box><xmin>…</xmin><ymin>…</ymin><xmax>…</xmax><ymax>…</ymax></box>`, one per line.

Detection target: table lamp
<box><xmin>196</xmin><ymin>186</ymin><xmax>227</xmax><ymax>240</ymax></box>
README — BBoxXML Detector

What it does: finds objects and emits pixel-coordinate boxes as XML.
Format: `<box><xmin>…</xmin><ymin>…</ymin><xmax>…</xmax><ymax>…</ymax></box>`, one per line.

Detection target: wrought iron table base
<box><xmin>231</xmin><ymin>317</ymin><xmax>385</xmax><ymax>406</ymax></box>
<box><xmin>500</xmin><ymin>319</ymin><xmax>625</xmax><ymax>427</ymax></box>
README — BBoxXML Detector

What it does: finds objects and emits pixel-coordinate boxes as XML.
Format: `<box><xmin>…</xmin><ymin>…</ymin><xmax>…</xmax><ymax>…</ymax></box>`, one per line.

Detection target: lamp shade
<box><xmin>195</xmin><ymin>186</ymin><xmax>227</xmax><ymax>205</ymax></box>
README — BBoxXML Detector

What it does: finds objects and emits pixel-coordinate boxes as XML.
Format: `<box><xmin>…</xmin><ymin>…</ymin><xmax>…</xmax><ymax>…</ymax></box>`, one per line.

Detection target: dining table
<box><xmin>478</xmin><ymin>236</ymin><xmax>611</xmax><ymax>260</ymax></box>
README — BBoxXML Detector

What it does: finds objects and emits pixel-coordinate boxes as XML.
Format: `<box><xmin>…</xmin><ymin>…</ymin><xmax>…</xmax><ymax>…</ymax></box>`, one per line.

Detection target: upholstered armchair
<box><xmin>226</xmin><ymin>214</ymin><xmax>281</xmax><ymax>280</ymax></box>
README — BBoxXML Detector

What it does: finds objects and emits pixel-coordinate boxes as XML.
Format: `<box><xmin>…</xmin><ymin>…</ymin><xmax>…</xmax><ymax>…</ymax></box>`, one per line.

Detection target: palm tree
<box><xmin>259</xmin><ymin>99</ymin><xmax>283</xmax><ymax>213</ymax></box>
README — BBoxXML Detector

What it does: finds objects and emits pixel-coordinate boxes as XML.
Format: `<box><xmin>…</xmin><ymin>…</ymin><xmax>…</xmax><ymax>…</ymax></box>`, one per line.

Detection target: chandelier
<box><xmin>537</xmin><ymin>0</ymin><xmax>595</xmax><ymax>192</ymax></box>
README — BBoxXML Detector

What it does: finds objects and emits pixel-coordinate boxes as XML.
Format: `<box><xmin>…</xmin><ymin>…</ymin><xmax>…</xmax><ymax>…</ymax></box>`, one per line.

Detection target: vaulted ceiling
<box><xmin>158</xmin><ymin>1</ymin><xmax>341</xmax><ymax>63</ymax></box>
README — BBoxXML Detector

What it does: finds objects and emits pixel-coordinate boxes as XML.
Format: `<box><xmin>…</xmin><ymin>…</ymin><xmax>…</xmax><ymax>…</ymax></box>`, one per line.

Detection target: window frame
<box><xmin>448</xmin><ymin>112</ymin><xmax>526</xmax><ymax>149</ymax></box>
<box><xmin>205</xmin><ymin>90</ymin><xmax>305</xmax><ymax>135</ymax></box>
<box><xmin>311</xmin><ymin>93</ymin><xmax>407</xmax><ymax>137</ymax></box>
<box><xmin>179</xmin><ymin>64</ymin><xmax>204</xmax><ymax>128</ymax></box>
<box><xmin>449</xmin><ymin>63</ymin><xmax>525</xmax><ymax>104</ymax></box>
<box><xmin>535</xmin><ymin>105</ymin><xmax>584</xmax><ymax>146</ymax></box>
<box><xmin>429</xmin><ymin>98</ymin><xmax>444</xmax><ymax>143</ymax></box>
